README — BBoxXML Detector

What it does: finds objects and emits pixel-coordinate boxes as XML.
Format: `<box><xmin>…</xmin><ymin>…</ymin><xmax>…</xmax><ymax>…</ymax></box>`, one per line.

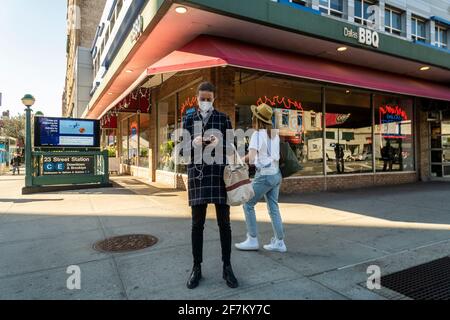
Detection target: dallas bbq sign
<box><xmin>344</xmin><ymin>26</ymin><xmax>380</xmax><ymax>48</ymax></box>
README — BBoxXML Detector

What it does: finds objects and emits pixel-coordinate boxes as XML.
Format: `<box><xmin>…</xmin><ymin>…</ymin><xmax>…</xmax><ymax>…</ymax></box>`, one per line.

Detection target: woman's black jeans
<box><xmin>191</xmin><ymin>204</ymin><xmax>231</xmax><ymax>267</ymax></box>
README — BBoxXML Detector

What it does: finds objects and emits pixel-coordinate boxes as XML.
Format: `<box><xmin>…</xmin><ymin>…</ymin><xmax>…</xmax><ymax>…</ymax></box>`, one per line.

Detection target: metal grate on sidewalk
<box><xmin>93</xmin><ymin>234</ymin><xmax>158</xmax><ymax>253</ymax></box>
<box><xmin>381</xmin><ymin>256</ymin><xmax>450</xmax><ymax>300</ymax></box>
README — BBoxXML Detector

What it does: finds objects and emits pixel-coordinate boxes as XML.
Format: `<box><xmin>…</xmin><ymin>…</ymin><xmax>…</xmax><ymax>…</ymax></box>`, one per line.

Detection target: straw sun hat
<box><xmin>251</xmin><ymin>103</ymin><xmax>273</xmax><ymax>125</ymax></box>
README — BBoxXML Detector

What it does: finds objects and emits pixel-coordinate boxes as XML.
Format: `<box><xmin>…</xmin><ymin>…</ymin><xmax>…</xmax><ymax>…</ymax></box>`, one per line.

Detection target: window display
<box><xmin>128</xmin><ymin>115</ymin><xmax>139</xmax><ymax>166</ymax></box>
<box><xmin>121</xmin><ymin>117</ymin><xmax>129</xmax><ymax>165</ymax></box>
<box><xmin>139</xmin><ymin>113</ymin><xmax>150</xmax><ymax>168</ymax></box>
<box><xmin>235</xmin><ymin>73</ymin><xmax>323</xmax><ymax>176</ymax></box>
<box><xmin>158</xmin><ymin>95</ymin><xmax>176</xmax><ymax>172</ymax></box>
<box><xmin>150</xmin><ymin>69</ymin><xmax>416</xmax><ymax>178</ymax></box>
<box><xmin>374</xmin><ymin>95</ymin><xmax>414</xmax><ymax>172</ymax></box>
<box><xmin>325</xmin><ymin>88</ymin><xmax>372</xmax><ymax>174</ymax></box>
<box><xmin>177</xmin><ymin>84</ymin><xmax>200</xmax><ymax>174</ymax></box>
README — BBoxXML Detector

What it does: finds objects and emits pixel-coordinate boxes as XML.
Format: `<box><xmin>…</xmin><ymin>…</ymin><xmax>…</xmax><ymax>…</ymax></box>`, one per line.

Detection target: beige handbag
<box><xmin>223</xmin><ymin>147</ymin><xmax>255</xmax><ymax>206</ymax></box>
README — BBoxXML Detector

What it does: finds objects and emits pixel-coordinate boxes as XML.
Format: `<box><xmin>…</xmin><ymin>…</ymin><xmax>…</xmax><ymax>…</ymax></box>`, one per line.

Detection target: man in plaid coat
<box><xmin>182</xmin><ymin>82</ymin><xmax>239</xmax><ymax>290</ymax></box>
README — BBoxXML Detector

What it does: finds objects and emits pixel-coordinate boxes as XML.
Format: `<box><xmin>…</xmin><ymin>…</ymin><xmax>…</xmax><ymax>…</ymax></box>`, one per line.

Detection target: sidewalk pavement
<box><xmin>0</xmin><ymin>173</ymin><xmax>450</xmax><ymax>300</ymax></box>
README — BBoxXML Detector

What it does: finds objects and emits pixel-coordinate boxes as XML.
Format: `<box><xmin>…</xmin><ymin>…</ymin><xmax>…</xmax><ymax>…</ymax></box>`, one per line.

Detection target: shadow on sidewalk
<box><xmin>278</xmin><ymin>181</ymin><xmax>450</xmax><ymax>225</ymax></box>
<box><xmin>0</xmin><ymin>198</ymin><xmax>64</xmax><ymax>203</ymax></box>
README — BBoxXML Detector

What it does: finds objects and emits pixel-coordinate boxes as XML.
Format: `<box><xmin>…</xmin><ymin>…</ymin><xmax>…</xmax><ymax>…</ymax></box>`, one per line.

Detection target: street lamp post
<box><xmin>21</xmin><ymin>94</ymin><xmax>35</xmax><ymax>187</ymax></box>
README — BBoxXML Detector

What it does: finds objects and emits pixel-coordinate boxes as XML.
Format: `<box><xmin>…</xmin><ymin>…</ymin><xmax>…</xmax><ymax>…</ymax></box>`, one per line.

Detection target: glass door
<box><xmin>430</xmin><ymin>111</ymin><xmax>450</xmax><ymax>178</ymax></box>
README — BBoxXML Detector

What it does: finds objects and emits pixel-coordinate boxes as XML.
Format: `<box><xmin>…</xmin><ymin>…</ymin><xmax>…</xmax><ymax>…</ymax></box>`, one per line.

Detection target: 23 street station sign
<box><xmin>43</xmin><ymin>156</ymin><xmax>94</xmax><ymax>175</ymax></box>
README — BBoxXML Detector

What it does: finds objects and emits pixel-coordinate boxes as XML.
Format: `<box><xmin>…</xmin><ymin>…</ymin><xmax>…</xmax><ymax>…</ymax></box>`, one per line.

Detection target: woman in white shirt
<box><xmin>235</xmin><ymin>103</ymin><xmax>287</xmax><ymax>253</ymax></box>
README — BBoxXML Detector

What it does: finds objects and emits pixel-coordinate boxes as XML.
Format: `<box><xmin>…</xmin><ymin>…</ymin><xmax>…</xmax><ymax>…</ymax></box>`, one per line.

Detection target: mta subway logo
<box><xmin>44</xmin><ymin>162</ymin><xmax>65</xmax><ymax>172</ymax></box>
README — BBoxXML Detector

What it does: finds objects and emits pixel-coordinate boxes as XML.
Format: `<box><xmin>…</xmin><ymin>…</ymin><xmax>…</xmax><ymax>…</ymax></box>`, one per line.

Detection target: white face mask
<box><xmin>199</xmin><ymin>101</ymin><xmax>213</xmax><ymax>113</ymax></box>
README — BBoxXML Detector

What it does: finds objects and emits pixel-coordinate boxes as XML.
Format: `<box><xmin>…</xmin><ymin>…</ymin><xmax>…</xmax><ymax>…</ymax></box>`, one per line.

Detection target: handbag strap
<box><xmin>229</xmin><ymin>143</ymin><xmax>244</xmax><ymax>166</ymax></box>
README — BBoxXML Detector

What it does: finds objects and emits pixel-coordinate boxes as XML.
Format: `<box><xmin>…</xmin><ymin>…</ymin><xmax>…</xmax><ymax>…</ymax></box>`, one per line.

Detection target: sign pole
<box><xmin>25</xmin><ymin>106</ymin><xmax>33</xmax><ymax>187</ymax></box>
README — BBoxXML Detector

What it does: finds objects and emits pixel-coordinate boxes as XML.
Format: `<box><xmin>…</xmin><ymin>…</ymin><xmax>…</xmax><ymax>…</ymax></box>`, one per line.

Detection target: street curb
<box><xmin>21</xmin><ymin>183</ymin><xmax>113</xmax><ymax>195</ymax></box>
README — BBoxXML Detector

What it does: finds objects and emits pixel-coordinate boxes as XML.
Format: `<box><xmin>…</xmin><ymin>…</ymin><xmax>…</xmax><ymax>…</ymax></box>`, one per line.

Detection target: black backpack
<box><xmin>279</xmin><ymin>141</ymin><xmax>303</xmax><ymax>178</ymax></box>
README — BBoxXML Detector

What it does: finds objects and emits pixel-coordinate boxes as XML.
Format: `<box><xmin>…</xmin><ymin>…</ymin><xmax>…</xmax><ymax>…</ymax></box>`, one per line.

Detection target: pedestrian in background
<box><xmin>11</xmin><ymin>153</ymin><xmax>21</xmax><ymax>175</ymax></box>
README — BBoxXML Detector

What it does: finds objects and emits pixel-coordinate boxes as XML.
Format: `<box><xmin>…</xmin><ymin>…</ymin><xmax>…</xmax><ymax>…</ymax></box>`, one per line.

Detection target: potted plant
<box><xmin>159</xmin><ymin>140</ymin><xmax>175</xmax><ymax>171</ymax></box>
<box><xmin>106</xmin><ymin>145</ymin><xmax>119</xmax><ymax>173</ymax></box>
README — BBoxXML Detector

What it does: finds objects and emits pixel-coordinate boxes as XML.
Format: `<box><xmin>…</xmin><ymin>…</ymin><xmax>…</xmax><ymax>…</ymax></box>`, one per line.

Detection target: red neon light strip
<box><xmin>180</xmin><ymin>96</ymin><xmax>198</xmax><ymax>115</ymax></box>
<box><xmin>256</xmin><ymin>96</ymin><xmax>303</xmax><ymax>111</ymax></box>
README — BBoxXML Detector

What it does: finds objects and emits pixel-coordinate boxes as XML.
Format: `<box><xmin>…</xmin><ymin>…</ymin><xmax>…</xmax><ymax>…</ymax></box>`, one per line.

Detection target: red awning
<box><xmin>147</xmin><ymin>35</ymin><xmax>450</xmax><ymax>102</ymax></box>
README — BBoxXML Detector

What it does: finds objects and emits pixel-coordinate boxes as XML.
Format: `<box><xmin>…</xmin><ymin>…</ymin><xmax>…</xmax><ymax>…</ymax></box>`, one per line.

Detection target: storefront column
<box><xmin>213</xmin><ymin>67</ymin><xmax>236</xmax><ymax>127</ymax></box>
<box><xmin>371</xmin><ymin>93</ymin><xmax>376</xmax><ymax>184</ymax></box>
<box><xmin>149</xmin><ymin>90</ymin><xmax>158</xmax><ymax>182</ymax></box>
<box><xmin>322</xmin><ymin>87</ymin><xmax>327</xmax><ymax>191</ymax></box>
<box><xmin>117</xmin><ymin>117</ymin><xmax>123</xmax><ymax>174</ymax></box>
<box><xmin>418</xmin><ymin>105</ymin><xmax>431</xmax><ymax>181</ymax></box>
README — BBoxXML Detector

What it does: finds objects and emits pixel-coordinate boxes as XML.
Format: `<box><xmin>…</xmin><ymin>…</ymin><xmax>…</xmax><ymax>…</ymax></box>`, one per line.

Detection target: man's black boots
<box><xmin>223</xmin><ymin>265</ymin><xmax>239</xmax><ymax>288</ymax></box>
<box><xmin>186</xmin><ymin>264</ymin><xmax>202</xmax><ymax>289</ymax></box>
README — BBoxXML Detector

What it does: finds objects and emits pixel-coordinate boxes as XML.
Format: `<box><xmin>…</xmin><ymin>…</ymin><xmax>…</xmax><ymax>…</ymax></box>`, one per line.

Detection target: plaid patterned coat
<box><xmin>182</xmin><ymin>109</ymin><xmax>233</xmax><ymax>207</ymax></box>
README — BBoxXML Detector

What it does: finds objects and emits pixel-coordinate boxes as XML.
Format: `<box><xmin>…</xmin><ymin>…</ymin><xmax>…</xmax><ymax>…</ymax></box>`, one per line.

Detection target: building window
<box><xmin>100</xmin><ymin>40</ymin><xmax>105</xmax><ymax>57</ymax></box>
<box><xmin>385</xmin><ymin>7</ymin><xmax>403</xmax><ymax>36</ymax></box>
<box><xmin>325</xmin><ymin>88</ymin><xmax>373</xmax><ymax>175</ymax></box>
<box><xmin>121</xmin><ymin>117</ymin><xmax>129</xmax><ymax>165</ymax></box>
<box><xmin>110</xmin><ymin>13</ymin><xmax>116</xmax><ymax>33</ymax></box>
<box><xmin>139</xmin><ymin>113</ymin><xmax>150</xmax><ymax>168</ymax></box>
<box><xmin>411</xmin><ymin>16</ymin><xmax>427</xmax><ymax>43</ymax></box>
<box><xmin>235</xmin><ymin>73</ymin><xmax>324</xmax><ymax>177</ymax></box>
<box><xmin>291</xmin><ymin>0</ymin><xmax>307</xmax><ymax>5</ymax></box>
<box><xmin>319</xmin><ymin>0</ymin><xmax>343</xmax><ymax>18</ymax></box>
<box><xmin>116</xmin><ymin>0</ymin><xmax>123</xmax><ymax>16</ymax></box>
<box><xmin>93</xmin><ymin>55</ymin><xmax>98</xmax><ymax>79</ymax></box>
<box><xmin>374</xmin><ymin>95</ymin><xmax>414</xmax><ymax>172</ymax></box>
<box><xmin>128</xmin><ymin>114</ymin><xmax>139</xmax><ymax>166</ymax></box>
<box><xmin>158</xmin><ymin>95</ymin><xmax>176</xmax><ymax>172</ymax></box>
<box><xmin>311</xmin><ymin>113</ymin><xmax>317</xmax><ymax>128</ymax></box>
<box><xmin>435</xmin><ymin>25</ymin><xmax>448</xmax><ymax>48</ymax></box>
<box><xmin>104</xmin><ymin>25</ymin><xmax>110</xmax><ymax>46</ymax></box>
<box><xmin>354</xmin><ymin>0</ymin><xmax>376</xmax><ymax>26</ymax></box>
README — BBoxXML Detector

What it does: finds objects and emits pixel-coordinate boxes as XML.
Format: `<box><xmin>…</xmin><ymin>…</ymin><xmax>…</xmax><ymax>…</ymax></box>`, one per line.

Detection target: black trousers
<box><xmin>336</xmin><ymin>157</ymin><xmax>345</xmax><ymax>173</ymax></box>
<box><xmin>191</xmin><ymin>204</ymin><xmax>231</xmax><ymax>266</ymax></box>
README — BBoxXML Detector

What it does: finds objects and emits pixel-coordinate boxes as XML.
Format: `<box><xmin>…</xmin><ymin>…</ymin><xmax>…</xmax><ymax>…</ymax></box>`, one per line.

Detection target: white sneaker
<box><xmin>235</xmin><ymin>234</ymin><xmax>259</xmax><ymax>251</ymax></box>
<box><xmin>263</xmin><ymin>237</ymin><xmax>287</xmax><ymax>253</ymax></box>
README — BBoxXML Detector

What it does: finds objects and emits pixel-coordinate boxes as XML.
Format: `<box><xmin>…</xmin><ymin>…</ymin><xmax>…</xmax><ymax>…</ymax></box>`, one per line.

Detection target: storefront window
<box><xmin>374</xmin><ymin>95</ymin><xmax>414</xmax><ymax>172</ymax></box>
<box><xmin>102</xmin><ymin>129</ymin><xmax>117</xmax><ymax>157</ymax></box>
<box><xmin>177</xmin><ymin>84</ymin><xmax>199</xmax><ymax>174</ymax></box>
<box><xmin>158</xmin><ymin>95</ymin><xmax>176</xmax><ymax>172</ymax></box>
<box><xmin>128</xmin><ymin>114</ymin><xmax>139</xmax><ymax>166</ymax></box>
<box><xmin>139</xmin><ymin>113</ymin><xmax>150</xmax><ymax>168</ymax></box>
<box><xmin>235</xmin><ymin>73</ymin><xmax>323</xmax><ymax>176</ymax></box>
<box><xmin>121</xmin><ymin>118</ymin><xmax>129</xmax><ymax>165</ymax></box>
<box><xmin>325</xmin><ymin>87</ymin><xmax>372</xmax><ymax>174</ymax></box>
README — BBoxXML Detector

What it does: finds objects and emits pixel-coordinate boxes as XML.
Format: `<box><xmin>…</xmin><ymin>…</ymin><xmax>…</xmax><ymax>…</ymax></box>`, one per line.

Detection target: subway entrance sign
<box><xmin>22</xmin><ymin>116</ymin><xmax>111</xmax><ymax>194</ymax></box>
<box><xmin>43</xmin><ymin>156</ymin><xmax>94</xmax><ymax>175</ymax></box>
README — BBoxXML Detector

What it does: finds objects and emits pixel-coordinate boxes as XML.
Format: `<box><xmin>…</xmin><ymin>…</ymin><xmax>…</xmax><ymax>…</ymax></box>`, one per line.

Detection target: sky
<box><xmin>0</xmin><ymin>0</ymin><xmax>67</xmax><ymax>118</ymax></box>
